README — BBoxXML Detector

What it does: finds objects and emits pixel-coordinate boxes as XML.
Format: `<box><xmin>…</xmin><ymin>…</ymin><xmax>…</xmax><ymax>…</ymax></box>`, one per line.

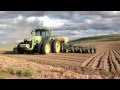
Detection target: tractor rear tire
<box><xmin>41</xmin><ymin>42</ymin><xmax>51</xmax><ymax>54</ymax></box>
<box><xmin>17</xmin><ymin>42</ymin><xmax>25</xmax><ymax>54</ymax></box>
<box><xmin>51</xmin><ymin>40</ymin><xmax>61</xmax><ymax>53</ymax></box>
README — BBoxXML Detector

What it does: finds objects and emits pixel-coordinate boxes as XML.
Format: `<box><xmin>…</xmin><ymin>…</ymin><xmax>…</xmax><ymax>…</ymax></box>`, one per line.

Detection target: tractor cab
<box><xmin>33</xmin><ymin>28</ymin><xmax>51</xmax><ymax>42</ymax></box>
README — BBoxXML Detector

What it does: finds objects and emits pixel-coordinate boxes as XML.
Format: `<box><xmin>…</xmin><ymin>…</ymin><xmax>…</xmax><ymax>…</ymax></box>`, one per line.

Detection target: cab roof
<box><xmin>34</xmin><ymin>28</ymin><xmax>50</xmax><ymax>31</ymax></box>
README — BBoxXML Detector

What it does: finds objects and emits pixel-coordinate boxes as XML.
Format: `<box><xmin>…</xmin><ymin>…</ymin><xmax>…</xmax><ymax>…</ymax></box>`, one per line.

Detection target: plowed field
<box><xmin>0</xmin><ymin>41</ymin><xmax>120</xmax><ymax>79</ymax></box>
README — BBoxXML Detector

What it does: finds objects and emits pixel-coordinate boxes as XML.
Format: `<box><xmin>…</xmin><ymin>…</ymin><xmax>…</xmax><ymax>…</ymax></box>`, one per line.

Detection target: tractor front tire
<box><xmin>17</xmin><ymin>42</ymin><xmax>25</xmax><ymax>54</ymax></box>
<box><xmin>41</xmin><ymin>42</ymin><xmax>51</xmax><ymax>54</ymax></box>
<box><xmin>51</xmin><ymin>40</ymin><xmax>61</xmax><ymax>53</ymax></box>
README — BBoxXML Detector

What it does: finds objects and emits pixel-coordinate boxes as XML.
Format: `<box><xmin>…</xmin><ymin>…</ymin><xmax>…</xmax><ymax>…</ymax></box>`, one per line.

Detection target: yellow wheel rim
<box><xmin>55</xmin><ymin>41</ymin><xmax>60</xmax><ymax>53</ymax></box>
<box><xmin>45</xmin><ymin>43</ymin><xmax>50</xmax><ymax>54</ymax></box>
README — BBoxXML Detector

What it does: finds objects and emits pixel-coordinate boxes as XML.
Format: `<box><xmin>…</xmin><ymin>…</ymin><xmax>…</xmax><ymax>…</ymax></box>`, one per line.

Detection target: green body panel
<box><xmin>19</xmin><ymin>36</ymin><xmax>42</xmax><ymax>50</ymax></box>
<box><xmin>31</xmin><ymin>36</ymin><xmax>42</xmax><ymax>49</ymax></box>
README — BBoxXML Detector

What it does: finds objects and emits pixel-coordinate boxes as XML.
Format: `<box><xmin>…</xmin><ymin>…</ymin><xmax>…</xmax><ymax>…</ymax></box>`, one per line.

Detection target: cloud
<box><xmin>26</xmin><ymin>15</ymin><xmax>66</xmax><ymax>29</ymax></box>
<box><xmin>0</xmin><ymin>24</ymin><xmax>14</xmax><ymax>29</ymax></box>
<box><xmin>0</xmin><ymin>11</ymin><xmax>120</xmax><ymax>44</ymax></box>
<box><xmin>0</xmin><ymin>30</ymin><xmax>6</xmax><ymax>35</ymax></box>
<box><xmin>1</xmin><ymin>41</ymin><xmax>7</xmax><ymax>45</ymax></box>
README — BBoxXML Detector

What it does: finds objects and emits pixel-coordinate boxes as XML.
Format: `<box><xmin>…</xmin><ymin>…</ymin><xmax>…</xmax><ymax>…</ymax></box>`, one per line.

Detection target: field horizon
<box><xmin>1</xmin><ymin>33</ymin><xmax>120</xmax><ymax>50</ymax></box>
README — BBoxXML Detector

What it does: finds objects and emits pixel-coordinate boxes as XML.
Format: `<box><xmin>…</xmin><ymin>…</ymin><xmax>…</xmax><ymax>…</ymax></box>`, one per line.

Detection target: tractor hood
<box><xmin>19</xmin><ymin>36</ymin><xmax>42</xmax><ymax>50</ymax></box>
<box><xmin>24</xmin><ymin>36</ymin><xmax>42</xmax><ymax>45</ymax></box>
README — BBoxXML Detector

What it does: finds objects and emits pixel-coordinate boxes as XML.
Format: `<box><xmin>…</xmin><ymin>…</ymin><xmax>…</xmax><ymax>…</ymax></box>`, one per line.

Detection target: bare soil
<box><xmin>0</xmin><ymin>41</ymin><xmax>120</xmax><ymax>79</ymax></box>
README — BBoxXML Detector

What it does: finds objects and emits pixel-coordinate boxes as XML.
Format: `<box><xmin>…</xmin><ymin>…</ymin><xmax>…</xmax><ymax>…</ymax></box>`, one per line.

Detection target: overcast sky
<box><xmin>0</xmin><ymin>11</ymin><xmax>120</xmax><ymax>45</ymax></box>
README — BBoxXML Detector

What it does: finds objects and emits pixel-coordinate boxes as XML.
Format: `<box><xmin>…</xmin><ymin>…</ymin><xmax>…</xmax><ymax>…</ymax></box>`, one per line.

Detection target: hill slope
<box><xmin>70</xmin><ymin>34</ymin><xmax>120</xmax><ymax>43</ymax></box>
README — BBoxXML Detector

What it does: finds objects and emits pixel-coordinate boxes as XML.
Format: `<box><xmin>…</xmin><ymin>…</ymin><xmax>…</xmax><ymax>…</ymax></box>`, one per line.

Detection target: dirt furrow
<box><xmin>86</xmin><ymin>49</ymin><xmax>106</xmax><ymax>68</ymax></box>
<box><xmin>91</xmin><ymin>49</ymin><xmax>108</xmax><ymax>71</ymax></box>
<box><xmin>115</xmin><ymin>50</ymin><xmax>120</xmax><ymax>57</ymax></box>
<box><xmin>108</xmin><ymin>49</ymin><xmax>117</xmax><ymax>74</ymax></box>
<box><xmin>113</xmin><ymin>50</ymin><xmax>120</xmax><ymax>64</ymax></box>
<box><xmin>102</xmin><ymin>49</ymin><xmax>110</xmax><ymax>73</ymax></box>
<box><xmin>111</xmin><ymin>49</ymin><xmax>120</xmax><ymax>75</ymax></box>
<box><xmin>99</xmin><ymin>49</ymin><xmax>109</xmax><ymax>70</ymax></box>
<box><xmin>80</xmin><ymin>49</ymin><xmax>105</xmax><ymax>69</ymax></box>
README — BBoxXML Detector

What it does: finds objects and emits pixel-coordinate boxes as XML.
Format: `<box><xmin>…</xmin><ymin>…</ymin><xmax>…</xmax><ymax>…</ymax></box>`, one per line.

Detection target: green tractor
<box><xmin>14</xmin><ymin>27</ymin><xmax>97</xmax><ymax>54</ymax></box>
<box><xmin>16</xmin><ymin>28</ymin><xmax>63</xmax><ymax>54</ymax></box>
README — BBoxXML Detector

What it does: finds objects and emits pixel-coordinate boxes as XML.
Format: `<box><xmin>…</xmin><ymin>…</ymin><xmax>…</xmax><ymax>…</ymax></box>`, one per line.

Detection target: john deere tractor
<box><xmin>16</xmin><ymin>28</ymin><xmax>68</xmax><ymax>54</ymax></box>
<box><xmin>14</xmin><ymin>27</ymin><xmax>96</xmax><ymax>54</ymax></box>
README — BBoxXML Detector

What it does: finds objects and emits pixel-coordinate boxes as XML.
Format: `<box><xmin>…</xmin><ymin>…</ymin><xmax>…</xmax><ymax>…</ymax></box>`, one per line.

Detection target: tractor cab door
<box><xmin>41</xmin><ymin>31</ymin><xmax>51</xmax><ymax>42</ymax></box>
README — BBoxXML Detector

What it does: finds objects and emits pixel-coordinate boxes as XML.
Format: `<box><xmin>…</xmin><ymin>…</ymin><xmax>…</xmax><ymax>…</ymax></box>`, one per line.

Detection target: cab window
<box><xmin>41</xmin><ymin>31</ymin><xmax>46</xmax><ymax>38</ymax></box>
<box><xmin>46</xmin><ymin>31</ymin><xmax>50</xmax><ymax>37</ymax></box>
<box><xmin>35</xmin><ymin>30</ymin><xmax>40</xmax><ymax>36</ymax></box>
